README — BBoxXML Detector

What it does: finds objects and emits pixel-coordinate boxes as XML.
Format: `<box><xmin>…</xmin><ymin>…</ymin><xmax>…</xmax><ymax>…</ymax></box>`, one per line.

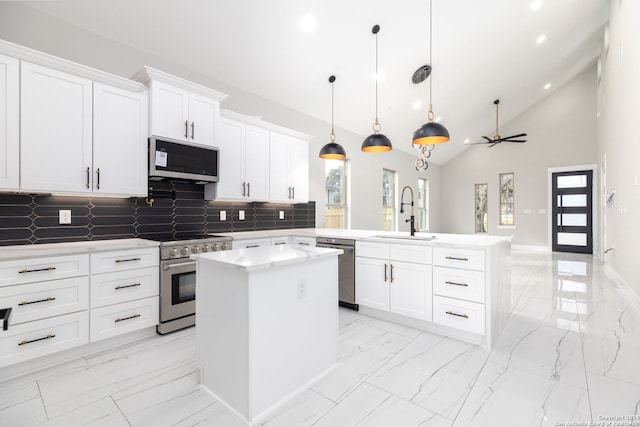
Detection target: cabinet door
<box><xmin>93</xmin><ymin>83</ymin><xmax>149</xmax><ymax>196</ymax></box>
<box><xmin>389</xmin><ymin>261</ymin><xmax>432</xmax><ymax>321</ymax></box>
<box><xmin>20</xmin><ymin>62</ymin><xmax>92</xmax><ymax>193</ymax></box>
<box><xmin>0</xmin><ymin>53</ymin><xmax>19</xmax><ymax>191</ymax></box>
<box><xmin>289</xmin><ymin>138</ymin><xmax>308</xmax><ymax>203</ymax></box>
<box><xmin>188</xmin><ymin>93</ymin><xmax>217</xmax><ymax>146</ymax></box>
<box><xmin>355</xmin><ymin>257</ymin><xmax>389</xmax><ymax>311</ymax></box>
<box><xmin>268</xmin><ymin>132</ymin><xmax>290</xmax><ymax>202</ymax></box>
<box><xmin>215</xmin><ymin>117</ymin><xmax>245</xmax><ymax>199</ymax></box>
<box><xmin>244</xmin><ymin>125</ymin><xmax>270</xmax><ymax>201</ymax></box>
<box><xmin>149</xmin><ymin>80</ymin><xmax>189</xmax><ymax>141</ymax></box>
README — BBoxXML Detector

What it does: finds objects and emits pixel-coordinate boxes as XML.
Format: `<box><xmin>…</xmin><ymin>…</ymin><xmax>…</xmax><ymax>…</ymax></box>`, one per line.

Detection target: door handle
<box><xmin>292</xmin><ymin>186</ymin><xmax>295</xmax><ymax>199</ymax></box>
<box><xmin>242</xmin><ymin>182</ymin><xmax>246</xmax><ymax>197</ymax></box>
<box><xmin>247</xmin><ymin>182</ymin><xmax>250</xmax><ymax>197</ymax></box>
<box><xmin>390</xmin><ymin>264</ymin><xmax>394</xmax><ymax>283</ymax></box>
<box><xmin>96</xmin><ymin>168</ymin><xmax>100</xmax><ymax>190</ymax></box>
<box><xmin>86</xmin><ymin>167</ymin><xmax>90</xmax><ymax>189</ymax></box>
<box><xmin>191</xmin><ymin>122</ymin><xmax>195</xmax><ymax>139</ymax></box>
<box><xmin>384</xmin><ymin>263</ymin><xmax>388</xmax><ymax>282</ymax></box>
<box><xmin>184</xmin><ymin>120</ymin><xmax>189</xmax><ymax>138</ymax></box>
<box><xmin>288</xmin><ymin>187</ymin><xmax>292</xmax><ymax>199</ymax></box>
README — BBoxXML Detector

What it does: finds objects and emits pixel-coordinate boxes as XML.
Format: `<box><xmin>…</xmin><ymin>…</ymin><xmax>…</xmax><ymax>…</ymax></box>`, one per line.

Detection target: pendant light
<box><xmin>361</xmin><ymin>25</ymin><xmax>392</xmax><ymax>153</ymax></box>
<box><xmin>319</xmin><ymin>75</ymin><xmax>347</xmax><ymax>159</ymax></box>
<box><xmin>412</xmin><ymin>0</ymin><xmax>450</xmax><ymax>145</ymax></box>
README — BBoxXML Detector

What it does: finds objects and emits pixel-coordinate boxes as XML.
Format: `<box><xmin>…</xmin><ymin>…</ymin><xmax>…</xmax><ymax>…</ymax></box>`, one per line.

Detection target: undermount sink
<box><xmin>373</xmin><ymin>235</ymin><xmax>437</xmax><ymax>241</ymax></box>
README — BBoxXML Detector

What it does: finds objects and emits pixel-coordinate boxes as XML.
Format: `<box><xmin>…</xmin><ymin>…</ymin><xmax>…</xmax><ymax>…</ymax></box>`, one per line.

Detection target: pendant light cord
<box><xmin>428</xmin><ymin>0</ymin><xmax>434</xmax><ymax>121</ymax></box>
<box><xmin>375</xmin><ymin>28</ymin><xmax>379</xmax><ymax>124</ymax></box>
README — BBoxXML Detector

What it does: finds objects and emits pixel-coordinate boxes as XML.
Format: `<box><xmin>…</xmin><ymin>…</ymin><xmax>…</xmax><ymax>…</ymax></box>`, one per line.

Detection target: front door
<box><xmin>552</xmin><ymin>170</ymin><xmax>593</xmax><ymax>254</ymax></box>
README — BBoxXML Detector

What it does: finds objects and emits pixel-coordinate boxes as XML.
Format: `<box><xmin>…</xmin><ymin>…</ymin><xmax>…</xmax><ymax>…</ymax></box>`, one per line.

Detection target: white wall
<box><xmin>596</xmin><ymin>0</ymin><xmax>640</xmax><ymax>296</ymax></box>
<box><xmin>0</xmin><ymin>2</ymin><xmax>440</xmax><ymax>232</ymax></box>
<box><xmin>439</xmin><ymin>66</ymin><xmax>598</xmax><ymax>247</ymax></box>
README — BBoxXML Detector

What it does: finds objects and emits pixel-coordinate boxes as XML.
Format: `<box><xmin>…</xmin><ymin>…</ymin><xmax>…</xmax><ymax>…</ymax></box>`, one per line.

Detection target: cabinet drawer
<box><xmin>0</xmin><ymin>254</ymin><xmax>89</xmax><ymax>287</ymax></box>
<box><xmin>90</xmin><ymin>267</ymin><xmax>159</xmax><ymax>308</ymax></box>
<box><xmin>433</xmin><ymin>248</ymin><xmax>485</xmax><ymax>271</ymax></box>
<box><xmin>356</xmin><ymin>241</ymin><xmax>389</xmax><ymax>259</ymax></box>
<box><xmin>433</xmin><ymin>267</ymin><xmax>485</xmax><ymax>303</ymax></box>
<box><xmin>0</xmin><ymin>277</ymin><xmax>89</xmax><ymax>325</ymax></box>
<box><xmin>90</xmin><ymin>296</ymin><xmax>158</xmax><ymax>342</ymax></box>
<box><xmin>234</xmin><ymin>238</ymin><xmax>271</xmax><ymax>249</ymax></box>
<box><xmin>0</xmin><ymin>311</ymin><xmax>89</xmax><ymax>368</ymax></box>
<box><xmin>90</xmin><ymin>248</ymin><xmax>159</xmax><ymax>274</ymax></box>
<box><xmin>292</xmin><ymin>237</ymin><xmax>315</xmax><ymax>247</ymax></box>
<box><xmin>389</xmin><ymin>244</ymin><xmax>432</xmax><ymax>264</ymax></box>
<box><xmin>433</xmin><ymin>295</ymin><xmax>485</xmax><ymax>335</ymax></box>
<box><xmin>270</xmin><ymin>237</ymin><xmax>291</xmax><ymax>246</ymax></box>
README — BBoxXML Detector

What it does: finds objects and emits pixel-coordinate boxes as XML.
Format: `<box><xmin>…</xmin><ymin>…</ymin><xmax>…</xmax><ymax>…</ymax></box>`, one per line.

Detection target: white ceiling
<box><xmin>23</xmin><ymin>0</ymin><xmax>608</xmax><ymax>164</ymax></box>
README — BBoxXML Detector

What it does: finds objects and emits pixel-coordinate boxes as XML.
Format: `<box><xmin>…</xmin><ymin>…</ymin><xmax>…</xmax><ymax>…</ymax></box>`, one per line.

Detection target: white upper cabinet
<box><xmin>269</xmin><ymin>132</ymin><xmax>309</xmax><ymax>203</ymax></box>
<box><xmin>93</xmin><ymin>83</ymin><xmax>149</xmax><ymax>196</ymax></box>
<box><xmin>0</xmin><ymin>53</ymin><xmax>19</xmax><ymax>191</ymax></box>
<box><xmin>20</xmin><ymin>61</ymin><xmax>93</xmax><ymax>194</ymax></box>
<box><xmin>134</xmin><ymin>66</ymin><xmax>227</xmax><ymax>147</ymax></box>
<box><xmin>209</xmin><ymin>113</ymin><xmax>269</xmax><ymax>201</ymax></box>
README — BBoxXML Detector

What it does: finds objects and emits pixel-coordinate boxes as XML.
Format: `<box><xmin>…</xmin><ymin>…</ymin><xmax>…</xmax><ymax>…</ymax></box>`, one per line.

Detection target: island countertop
<box><xmin>194</xmin><ymin>244</ymin><xmax>342</xmax><ymax>271</ymax></box>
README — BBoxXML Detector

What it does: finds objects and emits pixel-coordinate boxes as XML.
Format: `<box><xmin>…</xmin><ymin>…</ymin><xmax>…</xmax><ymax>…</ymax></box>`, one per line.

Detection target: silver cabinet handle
<box><xmin>288</xmin><ymin>187</ymin><xmax>292</xmax><ymax>199</ymax></box>
<box><xmin>384</xmin><ymin>263</ymin><xmax>388</xmax><ymax>282</ymax></box>
<box><xmin>246</xmin><ymin>244</ymin><xmax>260</xmax><ymax>248</ymax></box>
<box><xmin>445</xmin><ymin>281</ymin><xmax>469</xmax><ymax>287</ymax></box>
<box><xmin>19</xmin><ymin>334</ymin><xmax>55</xmax><ymax>346</ymax></box>
<box><xmin>247</xmin><ymin>182</ymin><xmax>250</xmax><ymax>197</ymax></box>
<box><xmin>274</xmin><ymin>242</ymin><xmax>287</xmax><ymax>245</ymax></box>
<box><xmin>390</xmin><ymin>264</ymin><xmax>394</xmax><ymax>283</ymax></box>
<box><xmin>19</xmin><ymin>266</ymin><xmax>56</xmax><ymax>274</ymax></box>
<box><xmin>86</xmin><ymin>167</ymin><xmax>90</xmax><ymax>189</ymax></box>
<box><xmin>163</xmin><ymin>261</ymin><xmax>196</xmax><ymax>270</ymax></box>
<box><xmin>115</xmin><ymin>314</ymin><xmax>141</xmax><ymax>323</ymax></box>
<box><xmin>242</xmin><ymin>182</ymin><xmax>246</xmax><ymax>197</ymax></box>
<box><xmin>292</xmin><ymin>187</ymin><xmax>295</xmax><ymax>199</ymax></box>
<box><xmin>446</xmin><ymin>311</ymin><xmax>469</xmax><ymax>319</ymax></box>
<box><xmin>18</xmin><ymin>297</ymin><xmax>55</xmax><ymax>306</ymax></box>
<box><xmin>191</xmin><ymin>122</ymin><xmax>195</xmax><ymax>139</ymax></box>
<box><xmin>96</xmin><ymin>168</ymin><xmax>101</xmax><ymax>190</ymax></box>
<box><xmin>184</xmin><ymin>120</ymin><xmax>189</xmax><ymax>138</ymax></box>
<box><xmin>446</xmin><ymin>256</ymin><xmax>469</xmax><ymax>261</ymax></box>
<box><xmin>115</xmin><ymin>283</ymin><xmax>141</xmax><ymax>290</ymax></box>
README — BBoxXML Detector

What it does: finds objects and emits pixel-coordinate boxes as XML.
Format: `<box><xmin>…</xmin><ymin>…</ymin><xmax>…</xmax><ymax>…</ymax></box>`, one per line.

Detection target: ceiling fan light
<box><xmin>319</xmin><ymin>141</ymin><xmax>346</xmax><ymax>159</ymax></box>
<box><xmin>361</xmin><ymin>133</ymin><xmax>392</xmax><ymax>152</ymax></box>
<box><xmin>412</xmin><ymin>121</ymin><xmax>450</xmax><ymax>145</ymax></box>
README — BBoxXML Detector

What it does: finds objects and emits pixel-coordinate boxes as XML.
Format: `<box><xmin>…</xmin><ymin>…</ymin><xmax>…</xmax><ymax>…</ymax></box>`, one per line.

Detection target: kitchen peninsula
<box><xmin>194</xmin><ymin>244</ymin><xmax>342</xmax><ymax>425</ymax></box>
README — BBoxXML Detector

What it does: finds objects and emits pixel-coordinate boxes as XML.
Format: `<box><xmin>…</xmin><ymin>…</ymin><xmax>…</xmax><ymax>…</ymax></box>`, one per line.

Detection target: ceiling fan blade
<box><xmin>482</xmin><ymin>135</ymin><xmax>493</xmax><ymax>143</ymax></box>
<box><xmin>502</xmin><ymin>133</ymin><xmax>527</xmax><ymax>139</ymax></box>
<box><xmin>503</xmin><ymin>139</ymin><xmax>526</xmax><ymax>143</ymax></box>
<box><xmin>465</xmin><ymin>141</ymin><xmax>489</xmax><ymax>145</ymax></box>
<box><xmin>487</xmin><ymin>141</ymin><xmax>501</xmax><ymax>148</ymax></box>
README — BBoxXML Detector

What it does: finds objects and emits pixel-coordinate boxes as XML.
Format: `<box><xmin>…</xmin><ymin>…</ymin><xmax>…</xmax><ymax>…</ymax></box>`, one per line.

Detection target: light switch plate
<box><xmin>279</xmin><ymin>210</ymin><xmax>285</xmax><ymax>220</ymax></box>
<box><xmin>239</xmin><ymin>210</ymin><xmax>245</xmax><ymax>221</ymax></box>
<box><xmin>59</xmin><ymin>210</ymin><xmax>71</xmax><ymax>224</ymax></box>
<box><xmin>220</xmin><ymin>210</ymin><xmax>227</xmax><ymax>221</ymax></box>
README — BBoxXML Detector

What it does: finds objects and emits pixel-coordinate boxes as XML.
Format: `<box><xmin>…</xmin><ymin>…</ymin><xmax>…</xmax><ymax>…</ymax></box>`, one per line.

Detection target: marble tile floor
<box><xmin>2</xmin><ymin>249</ymin><xmax>640</xmax><ymax>426</ymax></box>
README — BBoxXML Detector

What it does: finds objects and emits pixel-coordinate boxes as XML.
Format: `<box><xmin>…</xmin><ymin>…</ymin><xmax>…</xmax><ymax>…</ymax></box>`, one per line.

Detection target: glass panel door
<box><xmin>552</xmin><ymin>170</ymin><xmax>593</xmax><ymax>254</ymax></box>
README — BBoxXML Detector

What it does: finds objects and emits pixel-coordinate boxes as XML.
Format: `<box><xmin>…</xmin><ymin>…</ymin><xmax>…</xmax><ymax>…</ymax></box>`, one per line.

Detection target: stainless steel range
<box><xmin>156</xmin><ymin>234</ymin><xmax>232</xmax><ymax>335</ymax></box>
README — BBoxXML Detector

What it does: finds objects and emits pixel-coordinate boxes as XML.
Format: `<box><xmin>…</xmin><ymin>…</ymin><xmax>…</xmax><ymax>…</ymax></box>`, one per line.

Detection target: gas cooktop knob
<box><xmin>170</xmin><ymin>248</ymin><xmax>179</xmax><ymax>257</ymax></box>
<box><xmin>193</xmin><ymin>246</ymin><xmax>200</xmax><ymax>253</ymax></box>
<box><xmin>212</xmin><ymin>243</ymin><xmax>220</xmax><ymax>251</ymax></box>
<box><xmin>221</xmin><ymin>242</ymin><xmax>229</xmax><ymax>250</ymax></box>
<box><xmin>202</xmin><ymin>244</ymin><xmax>210</xmax><ymax>252</ymax></box>
<box><xmin>181</xmin><ymin>247</ymin><xmax>191</xmax><ymax>256</ymax></box>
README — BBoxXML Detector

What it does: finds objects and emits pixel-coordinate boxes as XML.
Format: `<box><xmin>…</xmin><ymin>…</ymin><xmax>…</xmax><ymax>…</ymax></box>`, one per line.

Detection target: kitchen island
<box><xmin>194</xmin><ymin>244</ymin><xmax>341</xmax><ymax>425</ymax></box>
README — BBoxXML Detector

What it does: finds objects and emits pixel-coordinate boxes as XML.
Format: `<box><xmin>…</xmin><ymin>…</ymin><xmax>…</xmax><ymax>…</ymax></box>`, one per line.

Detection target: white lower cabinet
<box><xmin>90</xmin><ymin>267</ymin><xmax>159</xmax><ymax>308</ymax></box>
<box><xmin>355</xmin><ymin>242</ymin><xmax>432</xmax><ymax>321</ymax></box>
<box><xmin>433</xmin><ymin>295</ymin><xmax>485</xmax><ymax>335</ymax></box>
<box><xmin>0</xmin><ymin>311</ymin><xmax>89</xmax><ymax>368</ymax></box>
<box><xmin>234</xmin><ymin>238</ymin><xmax>272</xmax><ymax>249</ymax></box>
<box><xmin>89</xmin><ymin>296</ymin><xmax>159</xmax><ymax>342</ymax></box>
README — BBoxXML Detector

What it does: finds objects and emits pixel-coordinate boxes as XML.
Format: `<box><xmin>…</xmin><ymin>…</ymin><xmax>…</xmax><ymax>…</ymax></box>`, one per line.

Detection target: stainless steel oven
<box><xmin>156</xmin><ymin>235</ymin><xmax>232</xmax><ymax>335</ymax></box>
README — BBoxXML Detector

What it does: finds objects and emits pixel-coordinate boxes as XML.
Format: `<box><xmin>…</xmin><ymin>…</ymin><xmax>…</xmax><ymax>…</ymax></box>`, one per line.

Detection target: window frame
<box><xmin>418</xmin><ymin>178</ymin><xmax>429</xmax><ymax>231</ymax></box>
<box><xmin>499</xmin><ymin>172</ymin><xmax>515</xmax><ymax>226</ymax></box>
<box><xmin>382</xmin><ymin>168</ymin><xmax>397</xmax><ymax>231</ymax></box>
<box><xmin>324</xmin><ymin>159</ymin><xmax>348</xmax><ymax>229</ymax></box>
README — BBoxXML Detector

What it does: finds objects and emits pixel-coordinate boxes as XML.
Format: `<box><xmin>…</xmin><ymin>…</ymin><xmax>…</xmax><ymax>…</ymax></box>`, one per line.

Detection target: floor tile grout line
<box><xmin>109</xmin><ymin>395</ymin><xmax>133</xmax><ymax>427</ymax></box>
<box><xmin>35</xmin><ymin>378</ymin><xmax>50</xmax><ymax>422</ymax></box>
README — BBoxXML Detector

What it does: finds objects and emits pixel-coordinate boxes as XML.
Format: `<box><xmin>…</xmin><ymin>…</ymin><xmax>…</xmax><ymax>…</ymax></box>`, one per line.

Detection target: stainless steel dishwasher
<box><xmin>315</xmin><ymin>237</ymin><xmax>358</xmax><ymax>310</ymax></box>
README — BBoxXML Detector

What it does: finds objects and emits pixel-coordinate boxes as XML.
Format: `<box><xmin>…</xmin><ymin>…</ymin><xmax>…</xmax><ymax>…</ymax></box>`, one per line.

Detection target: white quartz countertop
<box><xmin>0</xmin><ymin>238</ymin><xmax>159</xmax><ymax>261</ymax></box>
<box><xmin>213</xmin><ymin>228</ymin><xmax>510</xmax><ymax>248</ymax></box>
<box><xmin>195</xmin><ymin>244</ymin><xmax>342</xmax><ymax>272</ymax></box>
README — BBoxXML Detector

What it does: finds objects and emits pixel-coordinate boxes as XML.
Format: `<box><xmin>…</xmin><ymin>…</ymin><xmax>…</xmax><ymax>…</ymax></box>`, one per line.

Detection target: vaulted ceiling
<box><xmin>21</xmin><ymin>0</ymin><xmax>608</xmax><ymax>164</ymax></box>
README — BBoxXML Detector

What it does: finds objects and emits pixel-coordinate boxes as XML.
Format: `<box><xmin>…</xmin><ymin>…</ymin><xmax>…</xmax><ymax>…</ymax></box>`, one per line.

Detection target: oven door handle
<box><xmin>163</xmin><ymin>261</ymin><xmax>197</xmax><ymax>270</ymax></box>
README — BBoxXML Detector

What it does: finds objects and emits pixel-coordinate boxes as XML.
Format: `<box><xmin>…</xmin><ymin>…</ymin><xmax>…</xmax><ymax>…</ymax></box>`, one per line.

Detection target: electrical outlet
<box><xmin>239</xmin><ymin>210</ymin><xmax>245</xmax><ymax>221</ymax></box>
<box><xmin>279</xmin><ymin>210</ymin><xmax>285</xmax><ymax>220</ymax></box>
<box><xmin>59</xmin><ymin>210</ymin><xmax>71</xmax><ymax>224</ymax></box>
<box><xmin>220</xmin><ymin>210</ymin><xmax>227</xmax><ymax>221</ymax></box>
<box><xmin>297</xmin><ymin>279</ymin><xmax>306</xmax><ymax>299</ymax></box>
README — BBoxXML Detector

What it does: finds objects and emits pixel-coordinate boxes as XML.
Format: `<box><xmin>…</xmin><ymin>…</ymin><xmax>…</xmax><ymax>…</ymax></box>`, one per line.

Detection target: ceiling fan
<box><xmin>467</xmin><ymin>99</ymin><xmax>527</xmax><ymax>148</ymax></box>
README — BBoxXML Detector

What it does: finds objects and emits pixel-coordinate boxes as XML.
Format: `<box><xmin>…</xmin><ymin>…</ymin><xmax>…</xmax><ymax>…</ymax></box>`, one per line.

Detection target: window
<box><xmin>475</xmin><ymin>183</ymin><xmax>488</xmax><ymax>233</ymax></box>
<box><xmin>418</xmin><ymin>178</ymin><xmax>429</xmax><ymax>231</ymax></box>
<box><xmin>324</xmin><ymin>159</ymin><xmax>347</xmax><ymax>228</ymax></box>
<box><xmin>382</xmin><ymin>169</ymin><xmax>397</xmax><ymax>231</ymax></box>
<box><xmin>499</xmin><ymin>172</ymin><xmax>515</xmax><ymax>226</ymax></box>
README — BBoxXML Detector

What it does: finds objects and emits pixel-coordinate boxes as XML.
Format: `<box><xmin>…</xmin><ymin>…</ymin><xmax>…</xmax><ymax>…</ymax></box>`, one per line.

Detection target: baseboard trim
<box><xmin>605</xmin><ymin>263</ymin><xmax>640</xmax><ymax>315</ymax></box>
<box><xmin>511</xmin><ymin>245</ymin><xmax>550</xmax><ymax>252</ymax></box>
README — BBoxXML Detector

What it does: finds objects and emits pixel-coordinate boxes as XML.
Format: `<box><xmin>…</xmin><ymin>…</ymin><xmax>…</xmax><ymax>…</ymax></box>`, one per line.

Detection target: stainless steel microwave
<box><xmin>149</xmin><ymin>137</ymin><xmax>219</xmax><ymax>183</ymax></box>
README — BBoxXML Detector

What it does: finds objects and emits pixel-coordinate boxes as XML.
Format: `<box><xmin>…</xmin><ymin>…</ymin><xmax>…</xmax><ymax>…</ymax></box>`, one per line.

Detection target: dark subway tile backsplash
<box><xmin>0</xmin><ymin>181</ymin><xmax>315</xmax><ymax>246</ymax></box>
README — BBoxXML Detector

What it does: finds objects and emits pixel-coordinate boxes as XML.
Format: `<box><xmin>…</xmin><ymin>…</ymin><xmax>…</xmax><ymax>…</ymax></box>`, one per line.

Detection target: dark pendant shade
<box><xmin>412</xmin><ymin>121</ymin><xmax>450</xmax><ymax>145</ymax></box>
<box><xmin>319</xmin><ymin>141</ymin><xmax>346</xmax><ymax>159</ymax></box>
<box><xmin>361</xmin><ymin>133</ymin><xmax>392</xmax><ymax>152</ymax></box>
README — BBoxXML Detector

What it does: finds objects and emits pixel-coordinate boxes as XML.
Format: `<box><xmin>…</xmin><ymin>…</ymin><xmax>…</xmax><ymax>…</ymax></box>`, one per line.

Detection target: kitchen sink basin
<box><xmin>373</xmin><ymin>235</ymin><xmax>437</xmax><ymax>241</ymax></box>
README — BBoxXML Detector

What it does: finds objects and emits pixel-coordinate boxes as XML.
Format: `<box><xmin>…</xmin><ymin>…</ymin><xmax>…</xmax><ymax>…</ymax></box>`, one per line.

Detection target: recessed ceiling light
<box><xmin>413</xmin><ymin>100</ymin><xmax>423</xmax><ymax>109</ymax></box>
<box><xmin>544</xmin><ymin>83</ymin><xmax>551</xmax><ymax>90</ymax></box>
<box><xmin>536</xmin><ymin>34</ymin><xmax>546</xmax><ymax>44</ymax></box>
<box><xmin>464</xmin><ymin>138</ymin><xmax>470</xmax><ymax>143</ymax></box>
<box><xmin>299</xmin><ymin>14</ymin><xmax>317</xmax><ymax>33</ymax></box>
<box><xmin>530</xmin><ymin>0</ymin><xmax>542</xmax><ymax>11</ymax></box>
